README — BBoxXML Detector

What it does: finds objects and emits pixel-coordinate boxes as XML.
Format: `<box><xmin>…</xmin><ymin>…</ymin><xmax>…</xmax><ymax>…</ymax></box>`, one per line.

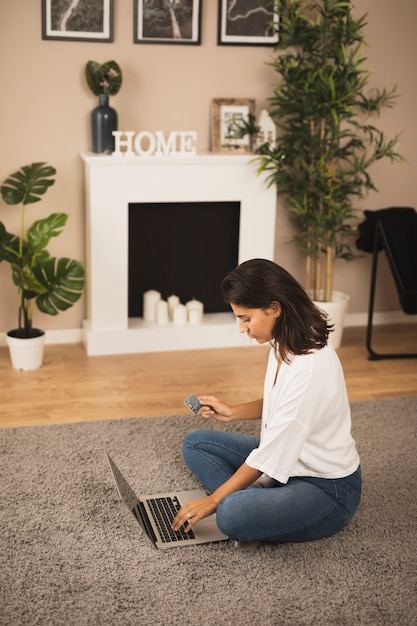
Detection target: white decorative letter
<box><xmin>134</xmin><ymin>131</ymin><xmax>157</xmax><ymax>156</ymax></box>
<box><xmin>154</xmin><ymin>131</ymin><xmax>177</xmax><ymax>157</ymax></box>
<box><xmin>178</xmin><ymin>131</ymin><xmax>197</xmax><ymax>156</ymax></box>
<box><xmin>112</xmin><ymin>131</ymin><xmax>135</xmax><ymax>157</ymax></box>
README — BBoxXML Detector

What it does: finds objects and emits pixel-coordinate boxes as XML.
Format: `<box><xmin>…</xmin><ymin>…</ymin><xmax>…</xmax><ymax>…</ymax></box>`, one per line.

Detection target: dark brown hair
<box><xmin>221</xmin><ymin>259</ymin><xmax>332</xmax><ymax>361</ymax></box>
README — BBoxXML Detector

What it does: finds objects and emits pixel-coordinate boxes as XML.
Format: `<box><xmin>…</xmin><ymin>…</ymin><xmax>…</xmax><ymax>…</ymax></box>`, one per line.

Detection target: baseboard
<box><xmin>344</xmin><ymin>310</ymin><xmax>417</xmax><ymax>327</ymax></box>
<box><xmin>0</xmin><ymin>311</ymin><xmax>415</xmax><ymax>348</ymax></box>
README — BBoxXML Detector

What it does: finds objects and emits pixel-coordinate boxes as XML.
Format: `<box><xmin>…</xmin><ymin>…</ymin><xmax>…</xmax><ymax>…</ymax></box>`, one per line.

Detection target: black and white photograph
<box><xmin>218</xmin><ymin>0</ymin><xmax>279</xmax><ymax>46</ymax></box>
<box><xmin>211</xmin><ymin>98</ymin><xmax>255</xmax><ymax>153</ymax></box>
<box><xmin>134</xmin><ymin>0</ymin><xmax>202</xmax><ymax>45</ymax></box>
<box><xmin>41</xmin><ymin>0</ymin><xmax>113</xmax><ymax>42</ymax></box>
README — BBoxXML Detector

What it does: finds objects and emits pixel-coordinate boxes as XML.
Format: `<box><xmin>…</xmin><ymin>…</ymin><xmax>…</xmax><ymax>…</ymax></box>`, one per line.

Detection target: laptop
<box><xmin>106</xmin><ymin>452</ymin><xmax>229</xmax><ymax>550</ymax></box>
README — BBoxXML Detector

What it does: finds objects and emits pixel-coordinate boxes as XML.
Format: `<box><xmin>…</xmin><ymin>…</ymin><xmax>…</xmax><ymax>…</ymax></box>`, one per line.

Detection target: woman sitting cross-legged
<box><xmin>172</xmin><ymin>259</ymin><xmax>361</xmax><ymax>546</ymax></box>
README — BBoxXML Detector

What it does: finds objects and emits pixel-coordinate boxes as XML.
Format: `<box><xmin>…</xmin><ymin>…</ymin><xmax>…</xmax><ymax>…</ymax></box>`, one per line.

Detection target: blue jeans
<box><xmin>183</xmin><ymin>430</ymin><xmax>361</xmax><ymax>543</ymax></box>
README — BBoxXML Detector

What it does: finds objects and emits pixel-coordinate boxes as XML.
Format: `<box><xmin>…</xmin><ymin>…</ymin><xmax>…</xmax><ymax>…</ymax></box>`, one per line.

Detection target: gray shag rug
<box><xmin>1</xmin><ymin>396</ymin><xmax>416</xmax><ymax>626</ymax></box>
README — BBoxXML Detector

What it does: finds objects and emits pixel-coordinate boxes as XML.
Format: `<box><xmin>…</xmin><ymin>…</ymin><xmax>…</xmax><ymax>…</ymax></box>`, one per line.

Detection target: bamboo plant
<box><xmin>255</xmin><ymin>0</ymin><xmax>402</xmax><ymax>301</ymax></box>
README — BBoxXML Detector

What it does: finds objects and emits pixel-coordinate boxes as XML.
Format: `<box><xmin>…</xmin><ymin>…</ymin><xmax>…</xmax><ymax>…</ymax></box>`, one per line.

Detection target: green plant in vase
<box><xmin>85</xmin><ymin>60</ymin><xmax>123</xmax><ymax>153</ymax></box>
<box><xmin>0</xmin><ymin>162</ymin><xmax>85</xmax><ymax>340</ymax></box>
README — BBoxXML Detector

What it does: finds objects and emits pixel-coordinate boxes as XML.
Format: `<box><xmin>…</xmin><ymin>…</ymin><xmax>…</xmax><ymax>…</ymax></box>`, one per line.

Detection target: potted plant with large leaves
<box><xmin>250</xmin><ymin>0</ymin><xmax>403</xmax><ymax>346</ymax></box>
<box><xmin>0</xmin><ymin>162</ymin><xmax>85</xmax><ymax>370</ymax></box>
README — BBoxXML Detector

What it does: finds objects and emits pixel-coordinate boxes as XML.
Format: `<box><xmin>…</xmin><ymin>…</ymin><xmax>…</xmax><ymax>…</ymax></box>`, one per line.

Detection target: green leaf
<box><xmin>12</xmin><ymin>264</ymin><xmax>46</xmax><ymax>295</ymax></box>
<box><xmin>0</xmin><ymin>162</ymin><xmax>56</xmax><ymax>206</ymax></box>
<box><xmin>85</xmin><ymin>61</ymin><xmax>101</xmax><ymax>95</ymax></box>
<box><xmin>26</xmin><ymin>213</ymin><xmax>68</xmax><ymax>254</ymax></box>
<box><xmin>32</xmin><ymin>257</ymin><xmax>85</xmax><ymax>315</ymax></box>
<box><xmin>0</xmin><ymin>222</ymin><xmax>19</xmax><ymax>263</ymax></box>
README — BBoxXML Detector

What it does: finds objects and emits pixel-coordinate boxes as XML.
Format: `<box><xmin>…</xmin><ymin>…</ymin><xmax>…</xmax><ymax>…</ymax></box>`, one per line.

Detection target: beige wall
<box><xmin>1</xmin><ymin>1</ymin><xmax>416</xmax><ymax>333</ymax></box>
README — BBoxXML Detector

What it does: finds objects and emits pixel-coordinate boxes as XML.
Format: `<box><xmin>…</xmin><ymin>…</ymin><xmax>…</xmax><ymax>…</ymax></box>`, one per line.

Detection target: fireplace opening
<box><xmin>128</xmin><ymin>202</ymin><xmax>240</xmax><ymax>318</ymax></box>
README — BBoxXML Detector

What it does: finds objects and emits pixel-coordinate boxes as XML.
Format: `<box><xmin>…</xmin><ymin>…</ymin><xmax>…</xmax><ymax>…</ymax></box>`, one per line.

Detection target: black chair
<box><xmin>356</xmin><ymin>207</ymin><xmax>417</xmax><ymax>360</ymax></box>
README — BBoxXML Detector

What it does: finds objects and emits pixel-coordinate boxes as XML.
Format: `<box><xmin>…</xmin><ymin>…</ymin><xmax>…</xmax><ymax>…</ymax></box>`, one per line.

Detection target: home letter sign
<box><xmin>112</xmin><ymin>130</ymin><xmax>197</xmax><ymax>157</ymax></box>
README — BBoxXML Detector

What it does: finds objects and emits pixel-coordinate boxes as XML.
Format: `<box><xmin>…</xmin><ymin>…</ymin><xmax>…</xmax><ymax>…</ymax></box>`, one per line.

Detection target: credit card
<box><xmin>184</xmin><ymin>393</ymin><xmax>202</xmax><ymax>415</ymax></box>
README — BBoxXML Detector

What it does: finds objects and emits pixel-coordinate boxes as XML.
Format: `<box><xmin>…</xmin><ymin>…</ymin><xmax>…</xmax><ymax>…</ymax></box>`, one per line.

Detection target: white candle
<box><xmin>186</xmin><ymin>299</ymin><xmax>203</xmax><ymax>324</ymax></box>
<box><xmin>167</xmin><ymin>294</ymin><xmax>180</xmax><ymax>320</ymax></box>
<box><xmin>143</xmin><ymin>289</ymin><xmax>161</xmax><ymax>322</ymax></box>
<box><xmin>156</xmin><ymin>300</ymin><xmax>169</xmax><ymax>325</ymax></box>
<box><xmin>172</xmin><ymin>303</ymin><xmax>187</xmax><ymax>325</ymax></box>
<box><xmin>188</xmin><ymin>308</ymin><xmax>202</xmax><ymax>325</ymax></box>
<box><xmin>186</xmin><ymin>298</ymin><xmax>204</xmax><ymax>314</ymax></box>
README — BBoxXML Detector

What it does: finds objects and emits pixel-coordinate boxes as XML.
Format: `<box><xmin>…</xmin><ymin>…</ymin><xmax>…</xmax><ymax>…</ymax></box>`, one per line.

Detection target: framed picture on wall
<box><xmin>41</xmin><ymin>0</ymin><xmax>113</xmax><ymax>42</ymax></box>
<box><xmin>134</xmin><ymin>0</ymin><xmax>202</xmax><ymax>45</ymax></box>
<box><xmin>217</xmin><ymin>0</ymin><xmax>279</xmax><ymax>46</ymax></box>
<box><xmin>211</xmin><ymin>98</ymin><xmax>255</xmax><ymax>154</ymax></box>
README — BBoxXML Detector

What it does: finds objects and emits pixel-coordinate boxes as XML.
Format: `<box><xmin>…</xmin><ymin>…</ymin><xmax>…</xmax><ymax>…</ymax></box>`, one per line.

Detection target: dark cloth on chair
<box><xmin>356</xmin><ymin>207</ymin><xmax>417</xmax><ymax>315</ymax></box>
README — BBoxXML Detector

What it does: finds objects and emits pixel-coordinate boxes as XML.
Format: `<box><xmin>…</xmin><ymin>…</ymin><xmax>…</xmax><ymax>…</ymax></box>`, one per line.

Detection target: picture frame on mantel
<box><xmin>41</xmin><ymin>0</ymin><xmax>113</xmax><ymax>42</ymax></box>
<box><xmin>134</xmin><ymin>0</ymin><xmax>202</xmax><ymax>45</ymax></box>
<box><xmin>217</xmin><ymin>0</ymin><xmax>279</xmax><ymax>46</ymax></box>
<box><xmin>211</xmin><ymin>98</ymin><xmax>255</xmax><ymax>154</ymax></box>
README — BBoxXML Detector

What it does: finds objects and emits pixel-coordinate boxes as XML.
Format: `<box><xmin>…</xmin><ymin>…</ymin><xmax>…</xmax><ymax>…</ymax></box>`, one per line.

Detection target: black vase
<box><xmin>91</xmin><ymin>94</ymin><xmax>117</xmax><ymax>154</ymax></box>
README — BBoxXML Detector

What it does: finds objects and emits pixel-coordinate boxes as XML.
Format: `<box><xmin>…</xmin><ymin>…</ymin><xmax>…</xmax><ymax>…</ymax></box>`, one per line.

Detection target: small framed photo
<box><xmin>218</xmin><ymin>0</ymin><xmax>279</xmax><ymax>47</ymax></box>
<box><xmin>134</xmin><ymin>0</ymin><xmax>202</xmax><ymax>45</ymax></box>
<box><xmin>211</xmin><ymin>98</ymin><xmax>255</xmax><ymax>154</ymax></box>
<box><xmin>41</xmin><ymin>0</ymin><xmax>113</xmax><ymax>42</ymax></box>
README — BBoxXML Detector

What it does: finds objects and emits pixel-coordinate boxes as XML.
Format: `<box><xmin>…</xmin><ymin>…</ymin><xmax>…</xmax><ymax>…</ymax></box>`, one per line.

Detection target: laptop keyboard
<box><xmin>146</xmin><ymin>496</ymin><xmax>196</xmax><ymax>543</ymax></box>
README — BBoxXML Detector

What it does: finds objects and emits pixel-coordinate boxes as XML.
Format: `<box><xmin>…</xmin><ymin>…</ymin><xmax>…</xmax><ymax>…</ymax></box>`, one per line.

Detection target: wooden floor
<box><xmin>0</xmin><ymin>323</ymin><xmax>416</xmax><ymax>429</ymax></box>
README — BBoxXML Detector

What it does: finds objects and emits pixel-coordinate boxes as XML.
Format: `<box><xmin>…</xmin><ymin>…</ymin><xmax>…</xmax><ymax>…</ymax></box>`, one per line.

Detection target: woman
<box><xmin>172</xmin><ymin>259</ymin><xmax>361</xmax><ymax>545</ymax></box>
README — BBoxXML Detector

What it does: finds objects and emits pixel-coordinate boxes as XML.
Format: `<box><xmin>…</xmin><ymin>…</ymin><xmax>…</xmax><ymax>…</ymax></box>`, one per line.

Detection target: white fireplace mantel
<box><xmin>81</xmin><ymin>152</ymin><xmax>277</xmax><ymax>355</ymax></box>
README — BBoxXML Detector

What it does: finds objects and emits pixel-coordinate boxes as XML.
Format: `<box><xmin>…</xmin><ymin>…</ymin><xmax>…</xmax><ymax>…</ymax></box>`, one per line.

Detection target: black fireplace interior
<box><xmin>128</xmin><ymin>202</ymin><xmax>240</xmax><ymax>317</ymax></box>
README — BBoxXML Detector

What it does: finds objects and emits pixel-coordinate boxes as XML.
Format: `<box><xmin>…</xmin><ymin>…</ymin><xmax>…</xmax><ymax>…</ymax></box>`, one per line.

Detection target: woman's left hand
<box><xmin>171</xmin><ymin>495</ymin><xmax>218</xmax><ymax>533</ymax></box>
<box><xmin>172</xmin><ymin>463</ymin><xmax>262</xmax><ymax>533</ymax></box>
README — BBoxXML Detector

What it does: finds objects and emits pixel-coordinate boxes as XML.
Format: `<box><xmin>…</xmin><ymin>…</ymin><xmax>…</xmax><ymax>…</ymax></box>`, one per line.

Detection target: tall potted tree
<box><xmin>0</xmin><ymin>162</ymin><xmax>85</xmax><ymax>369</ymax></box>
<box><xmin>252</xmin><ymin>0</ymin><xmax>402</xmax><ymax>345</ymax></box>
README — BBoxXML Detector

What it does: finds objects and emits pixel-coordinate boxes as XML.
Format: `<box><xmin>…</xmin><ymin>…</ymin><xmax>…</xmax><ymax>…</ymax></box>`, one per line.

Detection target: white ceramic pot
<box><xmin>312</xmin><ymin>291</ymin><xmax>350</xmax><ymax>349</ymax></box>
<box><xmin>6</xmin><ymin>329</ymin><xmax>46</xmax><ymax>370</ymax></box>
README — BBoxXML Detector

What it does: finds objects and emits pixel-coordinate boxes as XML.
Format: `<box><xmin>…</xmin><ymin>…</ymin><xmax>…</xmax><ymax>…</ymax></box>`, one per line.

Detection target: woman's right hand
<box><xmin>197</xmin><ymin>396</ymin><xmax>235</xmax><ymax>422</ymax></box>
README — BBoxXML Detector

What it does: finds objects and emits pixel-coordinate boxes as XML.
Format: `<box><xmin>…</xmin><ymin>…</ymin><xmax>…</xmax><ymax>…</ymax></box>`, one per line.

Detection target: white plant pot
<box><xmin>312</xmin><ymin>291</ymin><xmax>350</xmax><ymax>349</ymax></box>
<box><xmin>6</xmin><ymin>330</ymin><xmax>46</xmax><ymax>371</ymax></box>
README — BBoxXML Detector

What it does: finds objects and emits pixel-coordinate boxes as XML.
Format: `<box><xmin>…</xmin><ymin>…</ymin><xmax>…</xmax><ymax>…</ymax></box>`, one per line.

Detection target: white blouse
<box><xmin>245</xmin><ymin>345</ymin><xmax>360</xmax><ymax>484</ymax></box>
